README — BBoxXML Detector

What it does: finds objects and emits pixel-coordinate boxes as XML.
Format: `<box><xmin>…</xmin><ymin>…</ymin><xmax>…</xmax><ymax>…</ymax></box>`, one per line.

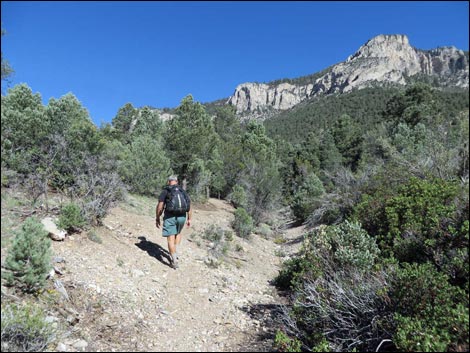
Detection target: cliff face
<box><xmin>227</xmin><ymin>82</ymin><xmax>314</xmax><ymax>114</ymax></box>
<box><xmin>227</xmin><ymin>34</ymin><xmax>469</xmax><ymax>114</ymax></box>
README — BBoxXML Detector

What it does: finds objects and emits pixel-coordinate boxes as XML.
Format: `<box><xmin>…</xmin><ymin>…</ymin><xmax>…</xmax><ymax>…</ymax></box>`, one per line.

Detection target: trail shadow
<box><xmin>283</xmin><ymin>219</ymin><xmax>304</xmax><ymax>229</ymax></box>
<box><xmin>237</xmin><ymin>302</ymin><xmax>285</xmax><ymax>351</ymax></box>
<box><xmin>135</xmin><ymin>236</ymin><xmax>172</xmax><ymax>268</ymax></box>
<box><xmin>284</xmin><ymin>235</ymin><xmax>304</xmax><ymax>246</ymax></box>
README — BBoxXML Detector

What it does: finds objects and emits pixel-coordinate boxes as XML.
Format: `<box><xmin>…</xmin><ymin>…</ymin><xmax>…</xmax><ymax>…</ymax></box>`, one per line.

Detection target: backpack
<box><xmin>164</xmin><ymin>185</ymin><xmax>190</xmax><ymax>214</ymax></box>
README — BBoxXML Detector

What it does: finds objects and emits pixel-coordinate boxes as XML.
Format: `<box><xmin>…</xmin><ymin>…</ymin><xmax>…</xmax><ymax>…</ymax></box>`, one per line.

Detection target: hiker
<box><xmin>155</xmin><ymin>176</ymin><xmax>191</xmax><ymax>269</ymax></box>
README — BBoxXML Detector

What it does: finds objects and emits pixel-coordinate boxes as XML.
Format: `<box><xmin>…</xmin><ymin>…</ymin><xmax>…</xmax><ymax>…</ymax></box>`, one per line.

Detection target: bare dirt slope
<box><xmin>50</xmin><ymin>197</ymin><xmax>306</xmax><ymax>352</ymax></box>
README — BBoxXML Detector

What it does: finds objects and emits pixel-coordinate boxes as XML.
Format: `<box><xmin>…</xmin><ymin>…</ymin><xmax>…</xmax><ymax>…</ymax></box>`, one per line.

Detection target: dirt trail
<box><xmin>50</xmin><ymin>197</ymin><xmax>306</xmax><ymax>352</ymax></box>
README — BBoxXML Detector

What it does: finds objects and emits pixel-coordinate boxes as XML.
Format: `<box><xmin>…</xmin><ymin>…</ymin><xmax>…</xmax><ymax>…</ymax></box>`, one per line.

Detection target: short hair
<box><xmin>168</xmin><ymin>175</ymin><xmax>178</xmax><ymax>181</ymax></box>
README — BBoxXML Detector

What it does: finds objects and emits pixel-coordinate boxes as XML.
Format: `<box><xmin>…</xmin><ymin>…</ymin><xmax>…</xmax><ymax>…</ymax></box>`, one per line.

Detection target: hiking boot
<box><xmin>171</xmin><ymin>257</ymin><xmax>179</xmax><ymax>269</ymax></box>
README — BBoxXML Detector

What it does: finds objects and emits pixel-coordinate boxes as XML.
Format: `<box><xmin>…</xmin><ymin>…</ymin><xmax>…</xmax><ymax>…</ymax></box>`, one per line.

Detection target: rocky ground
<box><xmin>23</xmin><ymin>195</ymin><xmax>306</xmax><ymax>352</ymax></box>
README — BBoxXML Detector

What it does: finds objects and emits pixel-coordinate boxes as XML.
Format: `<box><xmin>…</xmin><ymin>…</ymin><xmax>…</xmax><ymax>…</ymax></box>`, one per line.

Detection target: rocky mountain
<box><xmin>226</xmin><ymin>34</ymin><xmax>469</xmax><ymax>115</ymax></box>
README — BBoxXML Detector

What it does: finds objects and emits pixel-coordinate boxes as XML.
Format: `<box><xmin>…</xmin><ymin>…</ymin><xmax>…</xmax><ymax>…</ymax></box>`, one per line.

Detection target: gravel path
<box><xmin>50</xmin><ymin>198</ymin><xmax>305</xmax><ymax>352</ymax></box>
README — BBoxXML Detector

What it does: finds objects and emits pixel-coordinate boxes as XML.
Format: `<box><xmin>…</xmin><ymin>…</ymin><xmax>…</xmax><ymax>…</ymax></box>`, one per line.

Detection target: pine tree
<box><xmin>4</xmin><ymin>217</ymin><xmax>52</xmax><ymax>293</ymax></box>
<box><xmin>165</xmin><ymin>95</ymin><xmax>218</xmax><ymax>196</ymax></box>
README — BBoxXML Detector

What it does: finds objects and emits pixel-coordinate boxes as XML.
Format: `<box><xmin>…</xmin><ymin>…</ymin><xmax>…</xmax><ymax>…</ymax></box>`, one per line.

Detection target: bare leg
<box><xmin>175</xmin><ymin>233</ymin><xmax>182</xmax><ymax>247</ymax></box>
<box><xmin>167</xmin><ymin>235</ymin><xmax>179</xmax><ymax>268</ymax></box>
<box><xmin>167</xmin><ymin>235</ymin><xmax>176</xmax><ymax>256</ymax></box>
<box><xmin>175</xmin><ymin>233</ymin><xmax>182</xmax><ymax>259</ymax></box>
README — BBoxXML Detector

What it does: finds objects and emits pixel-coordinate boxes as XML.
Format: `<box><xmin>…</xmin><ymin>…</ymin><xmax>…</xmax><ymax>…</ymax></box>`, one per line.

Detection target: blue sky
<box><xmin>1</xmin><ymin>1</ymin><xmax>469</xmax><ymax>126</ymax></box>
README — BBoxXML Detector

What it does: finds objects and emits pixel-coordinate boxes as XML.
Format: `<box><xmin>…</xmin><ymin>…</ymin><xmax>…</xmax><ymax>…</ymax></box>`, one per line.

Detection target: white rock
<box><xmin>41</xmin><ymin>217</ymin><xmax>67</xmax><ymax>241</ymax></box>
<box><xmin>56</xmin><ymin>343</ymin><xmax>67</xmax><ymax>352</ymax></box>
<box><xmin>72</xmin><ymin>339</ymin><xmax>88</xmax><ymax>350</ymax></box>
<box><xmin>132</xmin><ymin>269</ymin><xmax>145</xmax><ymax>277</ymax></box>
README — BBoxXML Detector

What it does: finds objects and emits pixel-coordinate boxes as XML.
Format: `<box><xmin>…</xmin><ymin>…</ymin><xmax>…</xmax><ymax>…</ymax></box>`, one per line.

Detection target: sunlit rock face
<box><xmin>227</xmin><ymin>34</ymin><xmax>469</xmax><ymax>115</ymax></box>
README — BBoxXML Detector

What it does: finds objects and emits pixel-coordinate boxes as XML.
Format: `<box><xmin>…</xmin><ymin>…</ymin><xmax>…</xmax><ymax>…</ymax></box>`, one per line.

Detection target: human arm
<box><xmin>156</xmin><ymin>201</ymin><xmax>164</xmax><ymax>228</ymax></box>
<box><xmin>186</xmin><ymin>207</ymin><xmax>192</xmax><ymax>227</ymax></box>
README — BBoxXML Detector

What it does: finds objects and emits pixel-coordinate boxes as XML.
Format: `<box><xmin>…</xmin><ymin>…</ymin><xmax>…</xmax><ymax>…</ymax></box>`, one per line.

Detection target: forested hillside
<box><xmin>264</xmin><ymin>83</ymin><xmax>469</xmax><ymax>352</ymax></box>
<box><xmin>265</xmin><ymin>86</ymin><xmax>469</xmax><ymax>140</ymax></box>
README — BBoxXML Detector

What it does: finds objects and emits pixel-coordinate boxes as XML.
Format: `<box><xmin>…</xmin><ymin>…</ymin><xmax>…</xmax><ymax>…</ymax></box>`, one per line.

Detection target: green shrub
<box><xmin>232</xmin><ymin>208</ymin><xmax>254</xmax><ymax>238</ymax></box>
<box><xmin>1</xmin><ymin>302</ymin><xmax>56</xmax><ymax>352</ymax></box>
<box><xmin>193</xmin><ymin>225</ymin><xmax>234</xmax><ymax>266</ymax></box>
<box><xmin>354</xmin><ymin>177</ymin><xmax>469</xmax><ymax>289</ymax></box>
<box><xmin>275</xmin><ymin>221</ymin><xmax>380</xmax><ymax>291</ymax></box>
<box><xmin>291</xmin><ymin>172</ymin><xmax>325</xmax><ymax>221</ymax></box>
<box><xmin>305</xmin><ymin>221</ymin><xmax>380</xmax><ymax>271</ymax></box>
<box><xmin>229</xmin><ymin>184</ymin><xmax>247</xmax><ymax>208</ymax></box>
<box><xmin>274</xmin><ymin>223</ymin><xmax>390</xmax><ymax>352</ymax></box>
<box><xmin>274</xmin><ymin>252</ymin><xmax>321</xmax><ymax>291</ymax></box>
<box><xmin>87</xmin><ymin>230</ymin><xmax>102</xmax><ymax>244</ymax></box>
<box><xmin>57</xmin><ymin>203</ymin><xmax>86</xmax><ymax>232</ymax></box>
<box><xmin>255</xmin><ymin>223</ymin><xmax>273</xmax><ymax>238</ymax></box>
<box><xmin>394</xmin><ymin>315</ymin><xmax>450</xmax><ymax>352</ymax></box>
<box><xmin>201</xmin><ymin>224</ymin><xmax>225</xmax><ymax>242</ymax></box>
<box><xmin>274</xmin><ymin>330</ymin><xmax>302</xmax><ymax>352</ymax></box>
<box><xmin>390</xmin><ymin>262</ymin><xmax>469</xmax><ymax>351</ymax></box>
<box><xmin>3</xmin><ymin>217</ymin><xmax>52</xmax><ymax>293</ymax></box>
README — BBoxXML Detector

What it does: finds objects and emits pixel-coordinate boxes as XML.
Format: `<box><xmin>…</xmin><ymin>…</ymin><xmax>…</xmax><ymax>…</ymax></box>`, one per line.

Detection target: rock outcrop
<box><xmin>227</xmin><ymin>34</ymin><xmax>469</xmax><ymax>114</ymax></box>
<box><xmin>227</xmin><ymin>82</ymin><xmax>314</xmax><ymax>114</ymax></box>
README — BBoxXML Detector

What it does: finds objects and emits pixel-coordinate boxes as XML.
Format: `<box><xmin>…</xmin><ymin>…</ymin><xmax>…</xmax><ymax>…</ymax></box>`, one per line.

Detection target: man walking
<box><xmin>156</xmin><ymin>176</ymin><xmax>191</xmax><ymax>269</ymax></box>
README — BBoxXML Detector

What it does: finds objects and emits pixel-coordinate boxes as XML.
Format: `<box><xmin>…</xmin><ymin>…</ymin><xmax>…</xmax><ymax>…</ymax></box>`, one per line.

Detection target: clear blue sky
<box><xmin>1</xmin><ymin>1</ymin><xmax>469</xmax><ymax>126</ymax></box>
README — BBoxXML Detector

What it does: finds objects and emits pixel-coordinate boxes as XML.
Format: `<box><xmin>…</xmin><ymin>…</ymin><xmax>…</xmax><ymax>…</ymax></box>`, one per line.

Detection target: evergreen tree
<box><xmin>131</xmin><ymin>106</ymin><xmax>163</xmax><ymax>138</ymax></box>
<box><xmin>383</xmin><ymin>83</ymin><xmax>439</xmax><ymax>128</ymax></box>
<box><xmin>206</xmin><ymin>146</ymin><xmax>226</xmax><ymax>199</ymax></box>
<box><xmin>165</xmin><ymin>95</ymin><xmax>218</xmax><ymax>196</ymax></box>
<box><xmin>291</xmin><ymin>172</ymin><xmax>325</xmax><ymax>221</ymax></box>
<box><xmin>1</xmin><ymin>27</ymin><xmax>14</xmax><ymax>87</ymax></box>
<box><xmin>213</xmin><ymin>105</ymin><xmax>240</xmax><ymax>141</ymax></box>
<box><xmin>212</xmin><ymin>106</ymin><xmax>244</xmax><ymax>197</ymax></box>
<box><xmin>4</xmin><ymin>217</ymin><xmax>52</xmax><ymax>293</ymax></box>
<box><xmin>332</xmin><ymin>114</ymin><xmax>363</xmax><ymax>171</ymax></box>
<box><xmin>46</xmin><ymin>93</ymin><xmax>103</xmax><ymax>190</ymax></box>
<box><xmin>239</xmin><ymin>121</ymin><xmax>282</xmax><ymax>223</ymax></box>
<box><xmin>111</xmin><ymin>103</ymin><xmax>138</xmax><ymax>143</ymax></box>
<box><xmin>119</xmin><ymin>134</ymin><xmax>171</xmax><ymax>196</ymax></box>
<box><xmin>298</xmin><ymin>131</ymin><xmax>321</xmax><ymax>173</ymax></box>
<box><xmin>319</xmin><ymin>130</ymin><xmax>342</xmax><ymax>172</ymax></box>
<box><xmin>1</xmin><ymin>84</ymin><xmax>47</xmax><ymax>173</ymax></box>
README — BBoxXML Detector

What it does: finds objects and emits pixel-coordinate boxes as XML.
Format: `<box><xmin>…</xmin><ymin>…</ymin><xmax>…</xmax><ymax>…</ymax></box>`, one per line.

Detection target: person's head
<box><xmin>167</xmin><ymin>175</ymin><xmax>178</xmax><ymax>186</ymax></box>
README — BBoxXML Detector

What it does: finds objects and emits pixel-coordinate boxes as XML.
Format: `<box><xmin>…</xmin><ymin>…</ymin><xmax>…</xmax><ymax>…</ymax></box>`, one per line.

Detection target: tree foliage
<box><xmin>119</xmin><ymin>135</ymin><xmax>171</xmax><ymax>196</ymax></box>
<box><xmin>3</xmin><ymin>217</ymin><xmax>52</xmax><ymax>293</ymax></box>
<box><xmin>165</xmin><ymin>95</ymin><xmax>218</xmax><ymax>199</ymax></box>
<box><xmin>1</xmin><ymin>27</ymin><xmax>14</xmax><ymax>86</ymax></box>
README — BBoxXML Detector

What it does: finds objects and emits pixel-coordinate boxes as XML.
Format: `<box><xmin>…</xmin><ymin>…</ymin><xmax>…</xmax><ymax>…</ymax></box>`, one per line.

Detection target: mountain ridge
<box><xmin>225</xmin><ymin>34</ymin><xmax>469</xmax><ymax>117</ymax></box>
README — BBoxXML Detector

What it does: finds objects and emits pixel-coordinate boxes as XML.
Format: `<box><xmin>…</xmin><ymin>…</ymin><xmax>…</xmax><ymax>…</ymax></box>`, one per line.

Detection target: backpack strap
<box><xmin>164</xmin><ymin>185</ymin><xmax>173</xmax><ymax>203</ymax></box>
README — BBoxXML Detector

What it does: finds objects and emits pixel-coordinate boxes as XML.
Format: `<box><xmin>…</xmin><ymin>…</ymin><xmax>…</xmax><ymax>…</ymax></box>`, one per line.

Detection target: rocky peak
<box><xmin>227</xmin><ymin>34</ymin><xmax>469</xmax><ymax>115</ymax></box>
<box><xmin>347</xmin><ymin>34</ymin><xmax>414</xmax><ymax>60</ymax></box>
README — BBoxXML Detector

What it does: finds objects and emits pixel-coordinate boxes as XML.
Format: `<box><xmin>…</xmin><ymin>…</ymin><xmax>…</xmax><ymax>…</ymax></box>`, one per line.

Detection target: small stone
<box><xmin>73</xmin><ymin>339</ymin><xmax>88</xmax><ymax>350</ymax></box>
<box><xmin>56</xmin><ymin>343</ymin><xmax>67</xmax><ymax>352</ymax></box>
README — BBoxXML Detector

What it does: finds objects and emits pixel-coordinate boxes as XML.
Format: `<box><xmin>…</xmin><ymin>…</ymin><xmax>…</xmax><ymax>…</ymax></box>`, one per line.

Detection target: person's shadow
<box><xmin>135</xmin><ymin>236</ymin><xmax>172</xmax><ymax>268</ymax></box>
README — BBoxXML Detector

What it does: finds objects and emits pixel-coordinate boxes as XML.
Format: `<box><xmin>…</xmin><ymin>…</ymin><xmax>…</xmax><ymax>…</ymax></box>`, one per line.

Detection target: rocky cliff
<box><xmin>227</xmin><ymin>34</ymin><xmax>469</xmax><ymax>114</ymax></box>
